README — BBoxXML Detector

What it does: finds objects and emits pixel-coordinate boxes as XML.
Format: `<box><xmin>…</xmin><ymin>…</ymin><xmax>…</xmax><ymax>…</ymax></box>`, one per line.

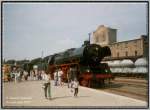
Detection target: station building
<box><xmin>91</xmin><ymin>25</ymin><xmax>148</xmax><ymax>62</ymax></box>
<box><xmin>91</xmin><ymin>25</ymin><xmax>148</xmax><ymax>74</ymax></box>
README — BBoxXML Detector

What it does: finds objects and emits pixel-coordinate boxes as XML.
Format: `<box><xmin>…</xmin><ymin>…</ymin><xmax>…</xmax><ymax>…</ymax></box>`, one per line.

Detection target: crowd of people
<box><xmin>5</xmin><ymin>65</ymin><xmax>79</xmax><ymax>100</ymax></box>
<box><xmin>6</xmin><ymin>68</ymin><xmax>48</xmax><ymax>83</ymax></box>
<box><xmin>53</xmin><ymin>68</ymin><xmax>63</xmax><ymax>86</ymax></box>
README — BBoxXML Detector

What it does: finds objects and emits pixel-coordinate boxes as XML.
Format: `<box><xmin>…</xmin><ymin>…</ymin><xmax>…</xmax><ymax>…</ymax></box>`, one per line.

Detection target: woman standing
<box><xmin>43</xmin><ymin>73</ymin><xmax>51</xmax><ymax>100</ymax></box>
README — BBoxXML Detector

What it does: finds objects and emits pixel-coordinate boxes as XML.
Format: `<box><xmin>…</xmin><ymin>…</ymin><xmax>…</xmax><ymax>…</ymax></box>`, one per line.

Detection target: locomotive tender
<box><xmin>48</xmin><ymin>44</ymin><xmax>113</xmax><ymax>87</ymax></box>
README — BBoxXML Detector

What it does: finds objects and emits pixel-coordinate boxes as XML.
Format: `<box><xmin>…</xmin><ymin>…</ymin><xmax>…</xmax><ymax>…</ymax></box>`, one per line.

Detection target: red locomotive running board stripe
<box><xmin>96</xmin><ymin>74</ymin><xmax>112</xmax><ymax>78</ymax></box>
<box><xmin>81</xmin><ymin>72</ymin><xmax>112</xmax><ymax>79</ymax></box>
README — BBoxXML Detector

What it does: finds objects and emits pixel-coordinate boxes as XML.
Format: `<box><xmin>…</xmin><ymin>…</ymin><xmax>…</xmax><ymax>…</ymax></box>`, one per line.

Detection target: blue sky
<box><xmin>3</xmin><ymin>3</ymin><xmax>147</xmax><ymax>60</ymax></box>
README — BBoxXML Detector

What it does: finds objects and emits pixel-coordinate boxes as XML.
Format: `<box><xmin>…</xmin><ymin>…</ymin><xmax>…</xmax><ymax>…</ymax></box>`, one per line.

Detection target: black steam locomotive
<box><xmin>48</xmin><ymin>44</ymin><xmax>113</xmax><ymax>87</ymax></box>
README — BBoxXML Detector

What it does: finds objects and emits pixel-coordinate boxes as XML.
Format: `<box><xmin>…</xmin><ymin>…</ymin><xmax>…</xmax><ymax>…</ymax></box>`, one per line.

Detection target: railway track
<box><xmin>112</xmin><ymin>80</ymin><xmax>147</xmax><ymax>88</ymax></box>
<box><xmin>114</xmin><ymin>78</ymin><xmax>147</xmax><ymax>83</ymax></box>
<box><xmin>102</xmin><ymin>88</ymin><xmax>148</xmax><ymax>101</ymax></box>
<box><xmin>109</xmin><ymin>88</ymin><xmax>147</xmax><ymax>96</ymax></box>
<box><xmin>99</xmin><ymin>77</ymin><xmax>148</xmax><ymax>101</ymax></box>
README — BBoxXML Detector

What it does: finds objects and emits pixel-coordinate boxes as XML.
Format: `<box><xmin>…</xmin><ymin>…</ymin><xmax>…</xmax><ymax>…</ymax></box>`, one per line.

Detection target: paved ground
<box><xmin>2</xmin><ymin>80</ymin><xmax>148</xmax><ymax>108</ymax></box>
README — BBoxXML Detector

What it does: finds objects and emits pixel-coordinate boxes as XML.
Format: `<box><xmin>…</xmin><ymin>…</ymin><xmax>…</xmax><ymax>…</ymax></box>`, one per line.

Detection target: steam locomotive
<box><xmin>48</xmin><ymin>44</ymin><xmax>113</xmax><ymax>87</ymax></box>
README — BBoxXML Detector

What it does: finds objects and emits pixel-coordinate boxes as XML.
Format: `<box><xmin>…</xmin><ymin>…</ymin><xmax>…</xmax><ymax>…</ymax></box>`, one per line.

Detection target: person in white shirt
<box><xmin>67</xmin><ymin>68</ymin><xmax>71</xmax><ymax>88</ymax></box>
<box><xmin>53</xmin><ymin>69</ymin><xmax>58</xmax><ymax>86</ymax></box>
<box><xmin>72</xmin><ymin>78</ymin><xmax>79</xmax><ymax>97</ymax></box>
<box><xmin>41</xmin><ymin>71</ymin><xmax>46</xmax><ymax>80</ymax></box>
<box><xmin>14</xmin><ymin>71</ymin><xmax>18</xmax><ymax>83</ymax></box>
<box><xmin>23</xmin><ymin>71</ymin><xmax>28</xmax><ymax>81</ymax></box>
<box><xmin>43</xmin><ymin>73</ymin><xmax>51</xmax><ymax>100</ymax></box>
<box><xmin>57</xmin><ymin>69</ymin><xmax>63</xmax><ymax>86</ymax></box>
<box><xmin>16</xmin><ymin>71</ymin><xmax>21</xmax><ymax>82</ymax></box>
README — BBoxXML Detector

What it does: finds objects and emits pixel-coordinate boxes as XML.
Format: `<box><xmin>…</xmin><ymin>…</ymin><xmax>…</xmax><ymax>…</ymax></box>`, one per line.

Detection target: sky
<box><xmin>3</xmin><ymin>2</ymin><xmax>147</xmax><ymax>60</ymax></box>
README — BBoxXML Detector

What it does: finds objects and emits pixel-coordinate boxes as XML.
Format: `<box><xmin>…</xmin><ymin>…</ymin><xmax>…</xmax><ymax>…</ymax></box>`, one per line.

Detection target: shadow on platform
<box><xmin>99</xmin><ymin>83</ymin><xmax>124</xmax><ymax>89</ymax></box>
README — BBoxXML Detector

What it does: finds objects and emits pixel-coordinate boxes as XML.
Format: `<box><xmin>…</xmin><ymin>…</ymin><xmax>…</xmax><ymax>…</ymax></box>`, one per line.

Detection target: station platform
<box><xmin>2</xmin><ymin>80</ymin><xmax>147</xmax><ymax>108</ymax></box>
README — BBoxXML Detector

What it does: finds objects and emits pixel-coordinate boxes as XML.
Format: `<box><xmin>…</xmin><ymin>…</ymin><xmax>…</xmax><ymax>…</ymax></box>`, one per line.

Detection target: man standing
<box><xmin>54</xmin><ymin>69</ymin><xmax>58</xmax><ymax>86</ymax></box>
<box><xmin>57</xmin><ymin>68</ymin><xmax>63</xmax><ymax>86</ymax></box>
<box><xmin>14</xmin><ymin>71</ymin><xmax>18</xmax><ymax>83</ymax></box>
<box><xmin>23</xmin><ymin>70</ymin><xmax>28</xmax><ymax>81</ymax></box>
<box><xmin>67</xmin><ymin>68</ymin><xmax>71</xmax><ymax>88</ymax></box>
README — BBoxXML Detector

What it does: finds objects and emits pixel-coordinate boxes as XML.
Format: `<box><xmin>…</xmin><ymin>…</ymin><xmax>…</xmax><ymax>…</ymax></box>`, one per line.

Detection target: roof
<box><xmin>120</xmin><ymin>60</ymin><xmax>134</xmax><ymax>67</ymax></box>
<box><xmin>135</xmin><ymin>58</ymin><xmax>148</xmax><ymax>66</ymax></box>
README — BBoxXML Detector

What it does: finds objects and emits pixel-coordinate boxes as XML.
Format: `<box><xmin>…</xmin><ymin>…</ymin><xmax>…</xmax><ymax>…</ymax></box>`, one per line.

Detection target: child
<box><xmin>72</xmin><ymin>79</ymin><xmax>79</xmax><ymax>97</ymax></box>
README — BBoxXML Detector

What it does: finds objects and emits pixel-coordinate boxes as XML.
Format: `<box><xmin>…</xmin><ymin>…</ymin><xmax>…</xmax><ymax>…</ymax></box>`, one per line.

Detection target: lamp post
<box><xmin>88</xmin><ymin>33</ymin><xmax>91</xmax><ymax>44</ymax></box>
<box><xmin>88</xmin><ymin>31</ymin><xmax>93</xmax><ymax>44</ymax></box>
<box><xmin>41</xmin><ymin>51</ymin><xmax>44</xmax><ymax>71</ymax></box>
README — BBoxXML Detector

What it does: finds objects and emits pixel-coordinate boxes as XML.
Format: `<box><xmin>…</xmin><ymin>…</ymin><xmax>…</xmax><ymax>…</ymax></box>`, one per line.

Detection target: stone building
<box><xmin>91</xmin><ymin>25</ymin><xmax>148</xmax><ymax>61</ymax></box>
<box><xmin>109</xmin><ymin>36</ymin><xmax>148</xmax><ymax>60</ymax></box>
<box><xmin>91</xmin><ymin>25</ymin><xmax>117</xmax><ymax>46</ymax></box>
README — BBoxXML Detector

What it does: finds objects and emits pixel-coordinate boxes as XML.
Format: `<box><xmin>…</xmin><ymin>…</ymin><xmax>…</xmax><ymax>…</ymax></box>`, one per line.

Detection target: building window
<box><xmin>135</xmin><ymin>51</ymin><xmax>137</xmax><ymax>56</ymax></box>
<box><xmin>117</xmin><ymin>52</ymin><xmax>119</xmax><ymax>57</ymax></box>
<box><xmin>125</xmin><ymin>42</ymin><xmax>128</xmax><ymax>48</ymax></box>
<box><xmin>101</xmin><ymin>33</ymin><xmax>105</xmax><ymax>41</ymax></box>
<box><xmin>95</xmin><ymin>36</ymin><xmax>99</xmax><ymax>43</ymax></box>
<box><xmin>114</xmin><ymin>44</ymin><xmax>119</xmax><ymax>49</ymax></box>
<box><xmin>134</xmin><ymin>40</ymin><xmax>137</xmax><ymax>47</ymax></box>
<box><xmin>117</xmin><ymin>44</ymin><xmax>119</xmax><ymax>46</ymax></box>
<box><xmin>134</xmin><ymin>40</ymin><xmax>137</xmax><ymax>43</ymax></box>
<box><xmin>125</xmin><ymin>51</ymin><xmax>128</xmax><ymax>57</ymax></box>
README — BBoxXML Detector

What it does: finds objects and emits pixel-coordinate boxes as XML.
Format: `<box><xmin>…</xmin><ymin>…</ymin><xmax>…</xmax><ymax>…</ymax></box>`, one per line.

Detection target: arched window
<box><xmin>117</xmin><ymin>52</ymin><xmax>119</xmax><ymax>57</ymax></box>
<box><xmin>135</xmin><ymin>51</ymin><xmax>137</xmax><ymax>56</ymax></box>
<box><xmin>95</xmin><ymin>36</ymin><xmax>99</xmax><ymax>43</ymax></box>
<box><xmin>125</xmin><ymin>51</ymin><xmax>128</xmax><ymax>57</ymax></box>
<box><xmin>100</xmin><ymin>31</ymin><xmax>106</xmax><ymax>42</ymax></box>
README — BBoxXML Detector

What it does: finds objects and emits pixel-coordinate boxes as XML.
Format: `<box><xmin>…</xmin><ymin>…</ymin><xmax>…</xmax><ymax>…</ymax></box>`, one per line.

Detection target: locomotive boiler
<box><xmin>48</xmin><ymin>44</ymin><xmax>113</xmax><ymax>87</ymax></box>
